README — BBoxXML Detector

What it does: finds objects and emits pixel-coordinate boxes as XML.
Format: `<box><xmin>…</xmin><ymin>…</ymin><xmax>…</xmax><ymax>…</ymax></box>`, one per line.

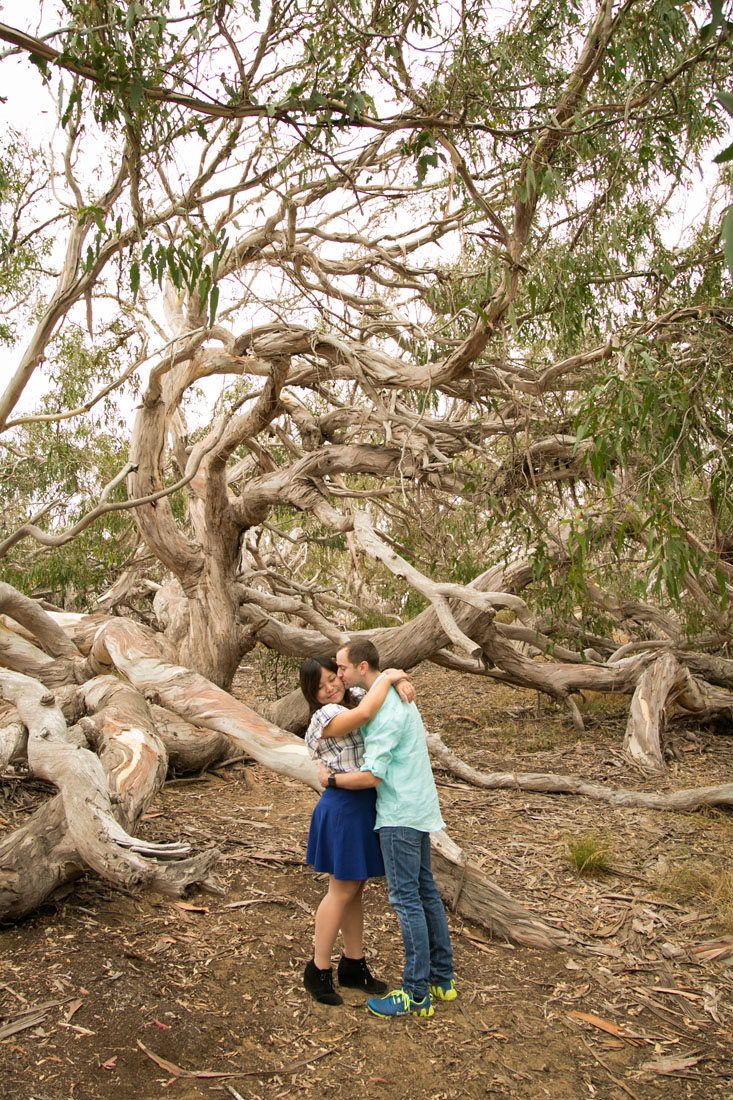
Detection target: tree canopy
<box><xmin>2</xmin><ymin>0</ymin><xmax>732</xmax><ymax>667</ymax></box>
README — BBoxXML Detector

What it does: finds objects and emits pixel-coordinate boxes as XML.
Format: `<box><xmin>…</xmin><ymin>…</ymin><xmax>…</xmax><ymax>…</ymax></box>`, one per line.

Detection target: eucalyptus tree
<box><xmin>1</xmin><ymin>0</ymin><xmax>733</xmax><ymax>921</ymax></box>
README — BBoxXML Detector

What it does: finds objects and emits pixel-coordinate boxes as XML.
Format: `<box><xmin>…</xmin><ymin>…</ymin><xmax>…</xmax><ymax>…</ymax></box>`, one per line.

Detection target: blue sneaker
<box><xmin>429</xmin><ymin>978</ymin><xmax>457</xmax><ymax>1001</ymax></box>
<box><xmin>367</xmin><ymin>989</ymin><xmax>433</xmax><ymax>1018</ymax></box>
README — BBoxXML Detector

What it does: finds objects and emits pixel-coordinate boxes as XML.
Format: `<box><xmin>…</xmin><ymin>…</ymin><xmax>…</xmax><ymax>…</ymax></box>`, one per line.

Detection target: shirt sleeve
<box><xmin>305</xmin><ymin>703</ymin><xmax>347</xmax><ymax>756</ymax></box>
<box><xmin>360</xmin><ymin>697</ymin><xmax>398</xmax><ymax>779</ymax></box>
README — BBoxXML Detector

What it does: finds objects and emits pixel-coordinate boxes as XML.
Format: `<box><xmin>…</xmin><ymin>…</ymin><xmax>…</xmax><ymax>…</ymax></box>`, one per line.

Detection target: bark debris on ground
<box><xmin>1</xmin><ymin>664</ymin><xmax>732</xmax><ymax>1100</ymax></box>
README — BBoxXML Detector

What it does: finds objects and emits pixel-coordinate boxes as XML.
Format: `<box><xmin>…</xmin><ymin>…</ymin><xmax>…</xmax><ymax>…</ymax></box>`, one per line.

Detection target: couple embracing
<box><xmin>299</xmin><ymin>639</ymin><xmax>456</xmax><ymax>1019</ymax></box>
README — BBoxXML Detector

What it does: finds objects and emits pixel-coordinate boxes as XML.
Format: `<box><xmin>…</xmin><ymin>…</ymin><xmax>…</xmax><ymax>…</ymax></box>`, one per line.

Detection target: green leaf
<box><xmin>128</xmin><ymin>80</ymin><xmax>145</xmax><ymax>112</ymax></box>
<box><xmin>717</xmin><ymin>91</ymin><xmax>733</xmax><ymax>117</ymax></box>
<box><xmin>28</xmin><ymin>53</ymin><xmax>51</xmax><ymax>81</ymax></box>
<box><xmin>130</xmin><ymin>261</ymin><xmax>140</xmax><ymax>299</ymax></box>
<box><xmin>713</xmin><ymin>143</ymin><xmax>733</xmax><ymax>164</ymax></box>
<box><xmin>208</xmin><ymin>285</ymin><xmax>219</xmax><ymax>326</ymax></box>
<box><xmin>416</xmin><ymin>150</ymin><xmax>438</xmax><ymax>185</ymax></box>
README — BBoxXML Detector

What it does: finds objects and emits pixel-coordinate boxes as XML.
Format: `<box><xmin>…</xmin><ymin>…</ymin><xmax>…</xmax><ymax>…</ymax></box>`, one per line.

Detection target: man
<box><xmin>318</xmin><ymin>638</ymin><xmax>456</xmax><ymax>1018</ymax></box>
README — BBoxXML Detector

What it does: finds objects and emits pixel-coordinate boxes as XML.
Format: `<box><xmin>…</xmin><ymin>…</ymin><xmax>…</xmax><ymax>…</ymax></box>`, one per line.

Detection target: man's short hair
<box><xmin>342</xmin><ymin>638</ymin><xmax>380</xmax><ymax>670</ymax></box>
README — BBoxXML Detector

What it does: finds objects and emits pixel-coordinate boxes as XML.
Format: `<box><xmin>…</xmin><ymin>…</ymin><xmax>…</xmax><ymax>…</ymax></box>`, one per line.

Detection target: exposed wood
<box><xmin>0</xmin><ymin>622</ymin><xmax>78</xmax><ymax>688</ymax></box>
<box><xmin>0</xmin><ymin>795</ymin><xmax>82</xmax><ymax>922</ymax></box>
<box><xmin>149</xmin><ymin>703</ymin><xmax>240</xmax><ymax>774</ymax></box>
<box><xmin>624</xmin><ymin>653</ymin><xmax>684</xmax><ymax>775</ymax></box>
<box><xmin>0</xmin><ymin>720</ymin><xmax>27</xmax><ymax>766</ymax></box>
<box><xmin>0</xmin><ymin>668</ymin><xmax>219</xmax><ymax>919</ymax></box>
<box><xmin>682</xmin><ymin>652</ymin><xmax>733</xmax><ymax>692</ymax></box>
<box><xmin>352</xmin><ymin>510</ymin><xmax>496</xmax><ymax>658</ymax></box>
<box><xmin>0</xmin><ymin>583</ymin><xmax>81</xmax><ymax>660</ymax></box>
<box><xmin>92</xmin><ymin>617</ymin><xmax>320</xmax><ymax>787</ymax></box>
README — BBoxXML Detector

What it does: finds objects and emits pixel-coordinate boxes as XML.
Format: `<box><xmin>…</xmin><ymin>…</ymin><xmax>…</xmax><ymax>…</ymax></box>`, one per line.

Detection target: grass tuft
<box><xmin>660</xmin><ymin>857</ymin><xmax>733</xmax><ymax>932</ymax></box>
<box><xmin>564</xmin><ymin>832</ymin><xmax>612</xmax><ymax>876</ymax></box>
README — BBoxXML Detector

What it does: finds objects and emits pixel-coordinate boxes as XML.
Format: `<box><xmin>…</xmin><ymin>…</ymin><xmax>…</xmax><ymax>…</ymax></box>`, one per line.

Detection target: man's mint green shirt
<box><xmin>360</xmin><ymin>680</ymin><xmax>445</xmax><ymax>833</ymax></box>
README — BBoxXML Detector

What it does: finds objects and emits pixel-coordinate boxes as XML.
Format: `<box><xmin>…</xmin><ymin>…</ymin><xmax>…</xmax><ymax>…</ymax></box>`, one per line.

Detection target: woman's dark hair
<box><xmin>299</xmin><ymin>656</ymin><xmax>355</xmax><ymax>717</ymax></box>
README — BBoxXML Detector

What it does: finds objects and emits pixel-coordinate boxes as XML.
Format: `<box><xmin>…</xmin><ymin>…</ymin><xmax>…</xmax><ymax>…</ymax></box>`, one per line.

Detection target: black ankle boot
<box><xmin>337</xmin><ymin>955</ymin><xmax>388</xmax><ymax>995</ymax></box>
<box><xmin>304</xmin><ymin>960</ymin><xmax>343</xmax><ymax>1005</ymax></box>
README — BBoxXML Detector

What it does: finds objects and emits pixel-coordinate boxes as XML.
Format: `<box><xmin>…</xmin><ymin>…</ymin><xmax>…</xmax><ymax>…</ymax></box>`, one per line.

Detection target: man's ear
<box><xmin>358</xmin><ymin>660</ymin><xmax>369</xmax><ymax>677</ymax></box>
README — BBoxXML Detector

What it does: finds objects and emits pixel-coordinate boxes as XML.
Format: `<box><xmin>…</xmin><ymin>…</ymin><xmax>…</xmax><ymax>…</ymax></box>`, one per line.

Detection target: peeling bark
<box><xmin>0</xmin><ymin>583</ymin><xmax>81</xmax><ymax>660</ymax></box>
<box><xmin>0</xmin><ymin>720</ymin><xmax>27</xmax><ymax>766</ymax></box>
<box><xmin>148</xmin><ymin>703</ymin><xmax>240</xmax><ymax>774</ymax></box>
<box><xmin>0</xmin><ymin>796</ymin><xmax>81</xmax><ymax>922</ymax></box>
<box><xmin>624</xmin><ymin>653</ymin><xmax>686</xmax><ymax>775</ymax></box>
<box><xmin>93</xmin><ymin>618</ymin><xmax>319</xmax><ymax>786</ymax></box>
<box><xmin>0</xmin><ymin>667</ymin><xmax>219</xmax><ymax>919</ymax></box>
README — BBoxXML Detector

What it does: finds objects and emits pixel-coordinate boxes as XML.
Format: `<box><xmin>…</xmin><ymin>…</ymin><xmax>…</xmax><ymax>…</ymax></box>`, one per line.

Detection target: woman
<box><xmin>300</xmin><ymin>655</ymin><xmax>413</xmax><ymax>1005</ymax></box>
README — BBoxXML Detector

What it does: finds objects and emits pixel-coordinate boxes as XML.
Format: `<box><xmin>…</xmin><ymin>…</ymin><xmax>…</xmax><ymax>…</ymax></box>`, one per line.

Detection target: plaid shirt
<box><xmin>305</xmin><ymin>689</ymin><xmax>366</xmax><ymax>772</ymax></box>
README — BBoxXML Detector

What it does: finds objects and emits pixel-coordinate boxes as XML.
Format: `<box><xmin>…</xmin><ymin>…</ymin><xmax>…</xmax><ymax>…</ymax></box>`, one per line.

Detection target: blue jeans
<box><xmin>378</xmin><ymin>826</ymin><xmax>454</xmax><ymax>1000</ymax></box>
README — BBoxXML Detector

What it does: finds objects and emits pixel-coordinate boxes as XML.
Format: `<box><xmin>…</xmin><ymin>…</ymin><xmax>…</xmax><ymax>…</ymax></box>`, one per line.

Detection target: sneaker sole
<box><xmin>367</xmin><ymin>1004</ymin><xmax>434</xmax><ymax>1018</ymax></box>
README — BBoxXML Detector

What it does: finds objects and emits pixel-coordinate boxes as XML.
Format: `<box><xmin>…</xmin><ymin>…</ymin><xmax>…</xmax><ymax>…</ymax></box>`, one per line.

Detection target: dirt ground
<box><xmin>2</xmin><ymin>664</ymin><xmax>733</xmax><ymax>1100</ymax></box>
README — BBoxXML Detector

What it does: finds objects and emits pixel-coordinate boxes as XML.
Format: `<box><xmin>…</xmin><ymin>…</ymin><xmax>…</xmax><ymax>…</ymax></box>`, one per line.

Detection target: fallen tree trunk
<box><xmin>624</xmin><ymin>653</ymin><xmax>681</xmax><ymax>775</ymax></box>
<box><xmin>426</xmin><ymin>730</ymin><xmax>733</xmax><ymax>810</ymax></box>
<box><xmin>0</xmin><ymin>795</ymin><xmax>82</xmax><ymax>922</ymax></box>
<box><xmin>0</xmin><ymin>583</ymin><xmax>81</xmax><ymax>660</ymax></box>
<box><xmin>3</xmin><ymin>592</ymin><xmax>728</xmax><ymax>946</ymax></box>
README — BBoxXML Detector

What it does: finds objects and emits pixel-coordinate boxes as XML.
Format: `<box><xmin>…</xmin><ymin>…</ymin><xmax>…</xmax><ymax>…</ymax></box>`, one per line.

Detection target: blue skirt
<box><xmin>306</xmin><ymin>787</ymin><xmax>384</xmax><ymax>881</ymax></box>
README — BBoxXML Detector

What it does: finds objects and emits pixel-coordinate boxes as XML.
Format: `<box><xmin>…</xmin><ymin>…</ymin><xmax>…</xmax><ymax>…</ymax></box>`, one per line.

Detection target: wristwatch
<box><xmin>327</xmin><ymin>774</ymin><xmax>337</xmax><ymax>788</ymax></box>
